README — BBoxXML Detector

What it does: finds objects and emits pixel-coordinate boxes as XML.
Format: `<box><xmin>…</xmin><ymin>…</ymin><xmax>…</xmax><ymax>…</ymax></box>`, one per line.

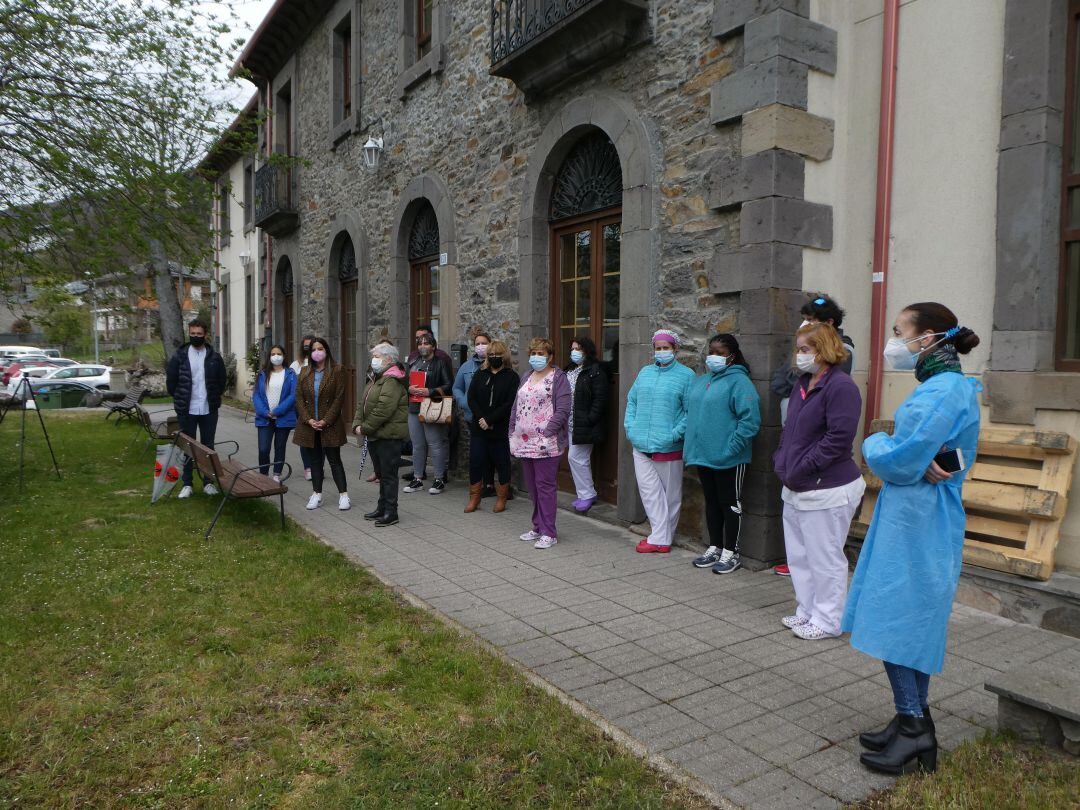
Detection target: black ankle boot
<box><xmin>374</xmin><ymin>512</ymin><xmax>399</xmax><ymax>527</ymax></box>
<box><xmin>860</xmin><ymin>706</ymin><xmax>934</xmax><ymax>751</ymax></box>
<box><xmin>860</xmin><ymin>714</ymin><xmax>937</xmax><ymax>775</ymax></box>
<box><xmin>363</xmin><ymin>507</ymin><xmax>383</xmax><ymax>520</ymax></box>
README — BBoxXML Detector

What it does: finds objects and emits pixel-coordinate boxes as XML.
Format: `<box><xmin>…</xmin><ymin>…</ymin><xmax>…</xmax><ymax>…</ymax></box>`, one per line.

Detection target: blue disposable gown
<box><xmin>841</xmin><ymin>371</ymin><xmax>982</xmax><ymax>674</ymax></box>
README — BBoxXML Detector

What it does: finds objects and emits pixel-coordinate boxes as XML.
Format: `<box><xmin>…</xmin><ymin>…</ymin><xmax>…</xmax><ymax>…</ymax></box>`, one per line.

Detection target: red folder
<box><xmin>409</xmin><ymin>370</ymin><xmax>427</xmax><ymax>403</ymax></box>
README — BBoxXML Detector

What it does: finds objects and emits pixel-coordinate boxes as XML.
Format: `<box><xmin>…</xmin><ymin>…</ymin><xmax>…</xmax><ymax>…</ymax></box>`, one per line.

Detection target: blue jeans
<box><xmin>884</xmin><ymin>661</ymin><xmax>930</xmax><ymax>717</ymax></box>
<box><xmin>257</xmin><ymin>425</ymin><xmax>291</xmax><ymax>476</ymax></box>
<box><xmin>177</xmin><ymin>411</ymin><xmax>218</xmax><ymax>486</ymax></box>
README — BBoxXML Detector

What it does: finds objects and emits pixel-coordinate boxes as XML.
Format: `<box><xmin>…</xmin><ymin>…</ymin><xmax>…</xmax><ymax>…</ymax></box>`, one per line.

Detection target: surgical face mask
<box><xmin>570</xmin><ymin>349</ymin><xmax>584</xmax><ymax>365</ymax></box>
<box><xmin>189</xmin><ymin>335</ymin><xmax>205</xmax><ymax>347</ymax></box>
<box><xmin>529</xmin><ymin>355</ymin><xmax>548</xmax><ymax>371</ymax></box>
<box><xmin>705</xmin><ymin>354</ymin><xmax>728</xmax><ymax>373</ymax></box>
<box><xmin>654</xmin><ymin>349</ymin><xmax>675</xmax><ymax>365</ymax></box>
<box><xmin>371</xmin><ymin>357</ymin><xmax>384</xmax><ymax>373</ymax></box>
<box><xmin>882</xmin><ymin>335</ymin><xmax>923</xmax><ymax>371</ymax></box>
<box><xmin>474</xmin><ymin>344</ymin><xmax>489</xmax><ymax>358</ymax></box>
<box><xmin>795</xmin><ymin>353</ymin><xmax>820</xmax><ymax>374</ymax></box>
<box><xmin>799</xmin><ymin>320</ymin><xmax>811</xmax><ymax>330</ymax></box>
<box><xmin>311</xmin><ymin>349</ymin><xmax>326</xmax><ymax>364</ymax></box>
<box><xmin>488</xmin><ymin>356</ymin><xmax>504</xmax><ymax>369</ymax></box>
<box><xmin>270</xmin><ymin>354</ymin><xmax>284</xmax><ymax>367</ymax></box>
<box><xmin>418</xmin><ymin>344</ymin><xmax>432</xmax><ymax>357</ymax></box>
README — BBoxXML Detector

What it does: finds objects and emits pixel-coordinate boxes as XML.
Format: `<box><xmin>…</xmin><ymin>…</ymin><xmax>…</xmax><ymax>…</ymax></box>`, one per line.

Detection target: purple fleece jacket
<box><xmin>773</xmin><ymin>368</ymin><xmax>863</xmax><ymax>492</ymax></box>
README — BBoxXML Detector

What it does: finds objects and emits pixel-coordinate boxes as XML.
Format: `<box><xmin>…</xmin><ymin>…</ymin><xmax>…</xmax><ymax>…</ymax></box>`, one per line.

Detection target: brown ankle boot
<box><xmin>493</xmin><ymin>483</ymin><xmax>510</xmax><ymax>513</ymax></box>
<box><xmin>464</xmin><ymin>482</ymin><xmax>483</xmax><ymax>513</ymax></box>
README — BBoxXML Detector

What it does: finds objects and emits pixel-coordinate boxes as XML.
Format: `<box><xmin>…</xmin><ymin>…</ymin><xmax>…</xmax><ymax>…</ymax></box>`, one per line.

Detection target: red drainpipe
<box><xmin>264</xmin><ymin>79</ymin><xmax>273</xmax><ymax>336</ymax></box>
<box><xmin>864</xmin><ymin>0</ymin><xmax>901</xmax><ymax>435</ymax></box>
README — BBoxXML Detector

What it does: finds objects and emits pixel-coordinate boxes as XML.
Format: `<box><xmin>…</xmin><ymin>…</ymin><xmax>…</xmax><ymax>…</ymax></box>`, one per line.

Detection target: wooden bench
<box><xmin>173</xmin><ymin>432</ymin><xmax>290</xmax><ymax>540</ymax></box>
<box><xmin>104</xmin><ymin>383</ymin><xmax>147</xmax><ymax>424</ymax></box>
<box><xmin>852</xmin><ymin>420</ymin><xmax>1078</xmax><ymax>581</ymax></box>
<box><xmin>127</xmin><ymin>405</ymin><xmax>179</xmax><ymax>453</ymax></box>
<box><xmin>985</xmin><ymin>663</ymin><xmax>1080</xmax><ymax>756</ymax></box>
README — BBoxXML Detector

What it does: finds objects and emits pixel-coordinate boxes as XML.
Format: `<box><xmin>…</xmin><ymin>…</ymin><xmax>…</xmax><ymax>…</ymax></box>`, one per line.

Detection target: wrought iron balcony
<box><xmin>253</xmin><ymin>162</ymin><xmax>298</xmax><ymax>237</ymax></box>
<box><xmin>490</xmin><ymin>0</ymin><xmax>648</xmax><ymax>99</ymax></box>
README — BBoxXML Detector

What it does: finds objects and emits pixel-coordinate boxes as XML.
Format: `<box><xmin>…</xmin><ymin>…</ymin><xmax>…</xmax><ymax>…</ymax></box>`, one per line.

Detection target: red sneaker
<box><xmin>636</xmin><ymin>539</ymin><xmax>671</xmax><ymax>554</ymax></box>
<box><xmin>774</xmin><ymin>564</ymin><xmax>791</xmax><ymax>576</ymax></box>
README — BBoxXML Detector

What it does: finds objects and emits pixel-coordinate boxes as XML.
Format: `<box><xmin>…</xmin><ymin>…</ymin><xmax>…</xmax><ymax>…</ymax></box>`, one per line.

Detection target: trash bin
<box><xmin>60</xmin><ymin>387</ymin><xmax>92</xmax><ymax>408</ymax></box>
<box><xmin>35</xmin><ymin>389</ymin><xmax>63</xmax><ymax>409</ymax></box>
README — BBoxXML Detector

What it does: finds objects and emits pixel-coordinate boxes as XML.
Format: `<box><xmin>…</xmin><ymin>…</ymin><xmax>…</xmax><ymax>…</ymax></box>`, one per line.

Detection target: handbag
<box><xmin>419</xmin><ymin>393</ymin><xmax>453</xmax><ymax>424</ymax></box>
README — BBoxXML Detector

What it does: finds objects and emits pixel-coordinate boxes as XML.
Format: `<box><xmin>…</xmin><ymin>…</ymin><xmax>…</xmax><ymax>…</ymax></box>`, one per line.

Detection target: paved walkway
<box><xmin>211</xmin><ymin>409</ymin><xmax>1080</xmax><ymax>808</ymax></box>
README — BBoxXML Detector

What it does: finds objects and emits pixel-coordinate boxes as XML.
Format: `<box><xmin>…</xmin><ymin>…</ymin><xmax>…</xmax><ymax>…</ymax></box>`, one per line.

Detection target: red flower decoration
<box><xmin>154</xmin><ymin>460</ymin><xmax>163</xmax><ymax>477</ymax></box>
<box><xmin>165</xmin><ymin>466</ymin><xmax>180</xmax><ymax>483</ymax></box>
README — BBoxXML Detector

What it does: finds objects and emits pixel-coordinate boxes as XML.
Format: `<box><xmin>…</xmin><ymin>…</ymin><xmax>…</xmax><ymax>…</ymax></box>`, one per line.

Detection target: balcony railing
<box><xmin>253</xmin><ymin>162</ymin><xmax>299</xmax><ymax>237</ymax></box>
<box><xmin>489</xmin><ymin>0</ymin><xmax>648</xmax><ymax>98</ymax></box>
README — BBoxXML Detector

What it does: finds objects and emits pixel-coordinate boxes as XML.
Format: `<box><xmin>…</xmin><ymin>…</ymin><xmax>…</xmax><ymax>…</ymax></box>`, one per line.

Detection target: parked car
<box><xmin>43</xmin><ymin>364</ymin><xmax>112</xmax><ymax>389</ymax></box>
<box><xmin>42</xmin><ymin>348</ymin><xmax>61</xmax><ymax>358</ymax></box>
<box><xmin>0</xmin><ymin>346</ymin><xmax>43</xmax><ymax>360</ymax></box>
<box><xmin>4</xmin><ymin>365</ymin><xmax>56</xmax><ymax>394</ymax></box>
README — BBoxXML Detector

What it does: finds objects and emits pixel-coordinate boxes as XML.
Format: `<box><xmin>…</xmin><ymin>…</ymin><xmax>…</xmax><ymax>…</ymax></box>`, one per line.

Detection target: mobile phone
<box><xmin>933</xmin><ymin>447</ymin><xmax>965</xmax><ymax>474</ymax></box>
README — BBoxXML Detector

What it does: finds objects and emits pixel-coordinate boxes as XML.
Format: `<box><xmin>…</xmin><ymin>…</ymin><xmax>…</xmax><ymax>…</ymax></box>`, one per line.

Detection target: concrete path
<box><xmin>206</xmin><ymin>408</ymin><xmax>1080</xmax><ymax>808</ymax></box>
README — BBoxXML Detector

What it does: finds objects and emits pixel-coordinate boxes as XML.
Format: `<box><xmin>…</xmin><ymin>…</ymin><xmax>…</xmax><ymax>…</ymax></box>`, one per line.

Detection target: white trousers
<box><xmin>633</xmin><ymin>449</ymin><xmax>683</xmax><ymax>548</ymax></box>
<box><xmin>782</xmin><ymin>500</ymin><xmax>858</xmax><ymax>635</ymax></box>
<box><xmin>568</xmin><ymin>443</ymin><xmax>597</xmax><ymax>500</ymax></box>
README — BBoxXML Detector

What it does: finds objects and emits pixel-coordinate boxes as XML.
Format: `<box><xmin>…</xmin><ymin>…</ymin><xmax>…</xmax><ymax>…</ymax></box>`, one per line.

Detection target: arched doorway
<box><xmin>276</xmin><ymin>257</ymin><xmax>295</xmax><ymax>361</ymax></box>
<box><xmin>549</xmin><ymin>130</ymin><xmax>622</xmax><ymax>504</ymax></box>
<box><xmin>408</xmin><ymin>201</ymin><xmax>441</xmax><ymax>341</ymax></box>
<box><xmin>336</xmin><ymin>235</ymin><xmax>359</xmax><ymax>418</ymax></box>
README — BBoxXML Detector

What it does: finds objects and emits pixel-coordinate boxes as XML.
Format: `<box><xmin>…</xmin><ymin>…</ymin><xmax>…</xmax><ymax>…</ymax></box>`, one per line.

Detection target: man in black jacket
<box><xmin>166</xmin><ymin>319</ymin><xmax>227</xmax><ymax>498</ymax></box>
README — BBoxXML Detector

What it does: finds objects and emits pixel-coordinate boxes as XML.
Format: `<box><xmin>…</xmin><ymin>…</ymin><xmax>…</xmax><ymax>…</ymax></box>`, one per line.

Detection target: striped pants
<box><xmin>697</xmin><ymin>464</ymin><xmax>747</xmax><ymax>553</ymax></box>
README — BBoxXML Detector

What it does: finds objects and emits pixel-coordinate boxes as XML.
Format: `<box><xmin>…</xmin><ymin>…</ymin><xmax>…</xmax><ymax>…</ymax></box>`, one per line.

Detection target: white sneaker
<box><xmin>534</xmin><ymin>535</ymin><xmax>558</xmax><ymax>550</ymax></box>
<box><xmin>306</xmin><ymin>493</ymin><xmax>322</xmax><ymax>510</ymax></box>
<box><xmin>177</xmin><ymin>485</ymin><xmax>193</xmax><ymax>499</ymax></box>
<box><xmin>338</xmin><ymin>493</ymin><xmax>351</xmax><ymax>511</ymax></box>
<box><xmin>272</xmin><ymin>474</ymin><xmax>281</xmax><ymax>483</ymax></box>
<box><xmin>792</xmin><ymin>622</ymin><xmax>842</xmax><ymax>640</ymax></box>
<box><xmin>519</xmin><ymin>530</ymin><xmax>541</xmax><ymax>542</ymax></box>
<box><xmin>204</xmin><ymin>483</ymin><xmax>219</xmax><ymax>496</ymax></box>
<box><xmin>782</xmin><ymin>615</ymin><xmax>810</xmax><ymax>629</ymax></box>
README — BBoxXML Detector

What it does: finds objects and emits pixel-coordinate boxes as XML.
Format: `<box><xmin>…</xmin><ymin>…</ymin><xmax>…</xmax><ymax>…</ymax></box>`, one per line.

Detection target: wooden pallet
<box><xmin>850</xmin><ymin>420</ymin><xmax>1077</xmax><ymax>581</ymax></box>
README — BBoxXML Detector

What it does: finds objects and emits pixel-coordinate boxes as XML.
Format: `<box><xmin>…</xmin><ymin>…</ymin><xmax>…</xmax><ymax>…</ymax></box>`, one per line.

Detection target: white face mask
<box><xmin>704</xmin><ymin>354</ymin><xmax>728</xmax><ymax>373</ymax></box>
<box><xmin>883</xmin><ymin>334</ymin><xmax>934</xmax><ymax>371</ymax></box>
<box><xmin>270</xmin><ymin>354</ymin><xmax>284</xmax><ymax>367</ymax></box>
<box><xmin>371</xmin><ymin>356</ymin><xmax>384</xmax><ymax>372</ymax></box>
<box><xmin>795</xmin><ymin>353</ymin><xmax>819</xmax><ymax>375</ymax></box>
<box><xmin>799</xmin><ymin>320</ymin><xmax>811</xmax><ymax>330</ymax></box>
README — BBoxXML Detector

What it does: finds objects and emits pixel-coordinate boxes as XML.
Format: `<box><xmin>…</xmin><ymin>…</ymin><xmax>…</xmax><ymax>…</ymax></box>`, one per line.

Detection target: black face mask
<box><xmin>488</xmin><ymin>357</ymin><xmax>503</xmax><ymax>369</ymax></box>
<box><xmin>301</xmin><ymin>344</ymin><xmax>311</xmax><ymax>356</ymax></box>
<box><xmin>189</xmin><ymin>335</ymin><xmax>205</xmax><ymax>348</ymax></box>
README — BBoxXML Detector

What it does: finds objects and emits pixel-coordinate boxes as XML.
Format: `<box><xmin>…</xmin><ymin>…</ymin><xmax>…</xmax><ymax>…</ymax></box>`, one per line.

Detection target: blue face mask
<box><xmin>654</xmin><ymin>350</ymin><xmax>675</xmax><ymax>366</ymax></box>
<box><xmin>529</xmin><ymin>355</ymin><xmax>548</xmax><ymax>371</ymax></box>
<box><xmin>570</xmin><ymin>349</ymin><xmax>584</xmax><ymax>365</ymax></box>
<box><xmin>705</xmin><ymin>355</ymin><xmax>728</xmax><ymax>373</ymax></box>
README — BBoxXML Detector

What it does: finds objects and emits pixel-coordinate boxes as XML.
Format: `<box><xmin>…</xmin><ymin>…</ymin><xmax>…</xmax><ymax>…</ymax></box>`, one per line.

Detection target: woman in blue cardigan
<box><xmin>253</xmin><ymin>343</ymin><xmax>298</xmax><ymax>481</ymax></box>
<box><xmin>684</xmin><ymin>334</ymin><xmax>760</xmax><ymax>574</ymax></box>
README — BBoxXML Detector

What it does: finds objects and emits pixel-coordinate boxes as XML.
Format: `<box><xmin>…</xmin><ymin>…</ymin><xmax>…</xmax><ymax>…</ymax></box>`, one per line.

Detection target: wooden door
<box><xmin>410</xmin><ymin>258</ymin><xmax>440</xmax><ymax>341</ymax></box>
<box><xmin>551</xmin><ymin>211</ymin><xmax>621</xmax><ymax>504</ymax></box>
<box><xmin>282</xmin><ymin>291</ymin><xmax>294</xmax><ymax>361</ymax></box>
<box><xmin>341</xmin><ymin>279</ymin><xmax>358</xmax><ymax>419</ymax></box>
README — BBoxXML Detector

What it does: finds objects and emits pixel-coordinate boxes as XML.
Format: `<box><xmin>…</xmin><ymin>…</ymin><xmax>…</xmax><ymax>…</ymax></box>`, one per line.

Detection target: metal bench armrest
<box><xmin>214</xmin><ymin>439</ymin><xmax>240</xmax><ymax>459</ymax></box>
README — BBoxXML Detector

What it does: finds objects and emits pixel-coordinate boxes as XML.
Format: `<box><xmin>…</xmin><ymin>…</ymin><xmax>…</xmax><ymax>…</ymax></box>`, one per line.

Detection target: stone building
<box><xmin>211</xmin><ymin>0</ymin><xmax>1080</xmax><ymax>620</ymax></box>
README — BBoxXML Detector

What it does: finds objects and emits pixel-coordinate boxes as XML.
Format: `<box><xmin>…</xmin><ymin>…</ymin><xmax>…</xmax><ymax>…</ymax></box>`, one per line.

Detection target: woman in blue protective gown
<box><xmin>842</xmin><ymin>302</ymin><xmax>981</xmax><ymax>776</ymax></box>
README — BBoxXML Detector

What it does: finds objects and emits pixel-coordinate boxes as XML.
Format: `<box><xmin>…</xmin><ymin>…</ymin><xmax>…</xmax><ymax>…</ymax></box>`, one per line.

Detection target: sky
<box><xmin>209</xmin><ymin>0</ymin><xmax>278</xmax><ymax>104</ymax></box>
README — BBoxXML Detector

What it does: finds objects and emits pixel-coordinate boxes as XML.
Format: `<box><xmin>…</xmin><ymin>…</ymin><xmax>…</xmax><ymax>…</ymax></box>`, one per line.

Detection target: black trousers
<box><xmin>469</xmin><ymin>430</ymin><xmax>511</xmax><ymax>485</ymax></box>
<box><xmin>368</xmin><ymin>438</ymin><xmax>400</xmax><ymax>515</ymax></box>
<box><xmin>310</xmin><ymin>433</ymin><xmax>347</xmax><ymax>495</ymax></box>
<box><xmin>697</xmin><ymin>464</ymin><xmax>747</xmax><ymax>553</ymax></box>
<box><xmin>178</xmin><ymin>411</ymin><xmax>218</xmax><ymax>486</ymax></box>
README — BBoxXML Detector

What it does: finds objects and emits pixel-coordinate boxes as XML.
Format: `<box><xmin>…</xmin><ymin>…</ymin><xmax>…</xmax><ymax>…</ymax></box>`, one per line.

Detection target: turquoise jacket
<box><xmin>684</xmin><ymin>364</ymin><xmax>761</xmax><ymax>470</ymax></box>
<box><xmin>623</xmin><ymin>360</ymin><xmax>695</xmax><ymax>454</ymax></box>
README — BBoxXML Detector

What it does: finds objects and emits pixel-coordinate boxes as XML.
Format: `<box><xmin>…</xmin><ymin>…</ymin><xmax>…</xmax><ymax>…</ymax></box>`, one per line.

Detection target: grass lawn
<box><xmin>0</xmin><ymin>414</ymin><xmax>706</xmax><ymax>808</ymax></box>
<box><xmin>71</xmin><ymin>343</ymin><xmax>166</xmax><ymax>370</ymax></box>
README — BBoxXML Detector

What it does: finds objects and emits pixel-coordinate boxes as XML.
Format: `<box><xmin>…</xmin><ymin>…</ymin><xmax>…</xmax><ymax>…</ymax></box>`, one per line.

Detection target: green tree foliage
<box><xmin>0</xmin><ymin>0</ymin><xmax>253</xmax><ymax>355</ymax></box>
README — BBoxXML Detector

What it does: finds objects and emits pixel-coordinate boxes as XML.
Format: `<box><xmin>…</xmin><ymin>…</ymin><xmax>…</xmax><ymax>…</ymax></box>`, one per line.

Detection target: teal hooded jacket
<box><xmin>684</xmin><ymin>363</ymin><xmax>761</xmax><ymax>470</ymax></box>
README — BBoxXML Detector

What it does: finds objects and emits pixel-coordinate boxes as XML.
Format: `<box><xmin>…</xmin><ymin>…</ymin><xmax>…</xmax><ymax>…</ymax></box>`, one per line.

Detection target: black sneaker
<box><xmin>428</xmin><ymin>478</ymin><xmax>445</xmax><ymax>494</ymax></box>
<box><xmin>374</xmin><ymin>512</ymin><xmax>399</xmax><ymax>527</ymax></box>
<box><xmin>693</xmin><ymin>546</ymin><xmax>722</xmax><ymax>569</ymax></box>
<box><xmin>403</xmin><ymin>478</ymin><xmax>426</xmax><ymax>493</ymax></box>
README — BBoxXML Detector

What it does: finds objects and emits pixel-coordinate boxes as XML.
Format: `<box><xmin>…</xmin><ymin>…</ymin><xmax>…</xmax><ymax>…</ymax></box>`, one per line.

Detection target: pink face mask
<box><xmin>310</xmin><ymin>349</ymin><xmax>326</xmax><ymax>363</ymax></box>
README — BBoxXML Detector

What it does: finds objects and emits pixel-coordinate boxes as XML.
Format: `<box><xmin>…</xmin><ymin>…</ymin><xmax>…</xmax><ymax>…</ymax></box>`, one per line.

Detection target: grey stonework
<box><xmin>987</xmin><ymin>0</ymin><xmax>1075</xmax><ymax>424</ymax></box>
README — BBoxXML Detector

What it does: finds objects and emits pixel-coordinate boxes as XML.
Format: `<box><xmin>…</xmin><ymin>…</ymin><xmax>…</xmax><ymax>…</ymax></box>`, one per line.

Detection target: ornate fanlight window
<box><xmin>408</xmin><ymin>202</ymin><xmax>440</xmax><ymax>260</ymax></box>
<box><xmin>337</xmin><ymin>236</ymin><xmax>357</xmax><ymax>282</ymax></box>
<box><xmin>550</xmin><ymin>131</ymin><xmax>622</xmax><ymax>221</ymax></box>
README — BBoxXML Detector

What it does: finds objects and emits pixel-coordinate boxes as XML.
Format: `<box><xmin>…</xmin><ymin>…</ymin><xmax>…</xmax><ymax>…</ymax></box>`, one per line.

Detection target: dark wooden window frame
<box><xmin>410</xmin><ymin>257</ymin><xmax>439</xmax><ymax>339</ymax></box>
<box><xmin>1058</xmin><ymin>0</ymin><xmax>1080</xmax><ymax>370</ymax></box>
<box><xmin>417</xmin><ymin>0</ymin><xmax>432</xmax><ymax>60</ymax></box>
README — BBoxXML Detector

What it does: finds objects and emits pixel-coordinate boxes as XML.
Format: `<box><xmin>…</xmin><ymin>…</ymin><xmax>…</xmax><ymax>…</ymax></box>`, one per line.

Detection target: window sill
<box><xmin>398</xmin><ymin>45</ymin><xmax>445</xmax><ymax>99</ymax></box>
<box><xmin>331</xmin><ymin>111</ymin><xmax>358</xmax><ymax>149</ymax></box>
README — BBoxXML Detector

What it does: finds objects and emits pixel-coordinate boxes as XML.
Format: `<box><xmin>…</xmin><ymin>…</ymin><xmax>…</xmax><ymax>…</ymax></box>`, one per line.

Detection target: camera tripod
<box><xmin>0</xmin><ymin>373</ymin><xmax>61</xmax><ymax>491</ymax></box>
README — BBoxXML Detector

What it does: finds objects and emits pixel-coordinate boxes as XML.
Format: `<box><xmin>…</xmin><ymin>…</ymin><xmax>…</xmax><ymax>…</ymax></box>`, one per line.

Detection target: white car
<box><xmin>43</xmin><ymin>364</ymin><xmax>113</xmax><ymax>389</ymax></box>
